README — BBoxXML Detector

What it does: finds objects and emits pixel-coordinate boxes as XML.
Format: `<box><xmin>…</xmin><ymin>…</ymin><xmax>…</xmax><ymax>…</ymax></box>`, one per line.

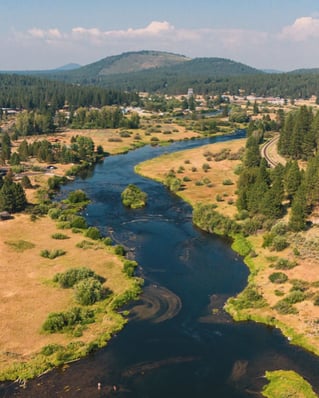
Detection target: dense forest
<box><xmin>84</xmin><ymin>70</ymin><xmax>319</xmax><ymax>98</ymax></box>
<box><xmin>236</xmin><ymin>109</ymin><xmax>319</xmax><ymax>236</ymax></box>
<box><xmin>0</xmin><ymin>74</ymin><xmax>140</xmax><ymax>110</ymax></box>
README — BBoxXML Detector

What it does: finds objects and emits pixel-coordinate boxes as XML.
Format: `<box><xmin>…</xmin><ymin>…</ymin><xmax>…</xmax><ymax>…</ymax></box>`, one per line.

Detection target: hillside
<box><xmin>44</xmin><ymin>51</ymin><xmax>262</xmax><ymax>92</ymax></box>
<box><xmin>49</xmin><ymin>50</ymin><xmax>190</xmax><ymax>82</ymax></box>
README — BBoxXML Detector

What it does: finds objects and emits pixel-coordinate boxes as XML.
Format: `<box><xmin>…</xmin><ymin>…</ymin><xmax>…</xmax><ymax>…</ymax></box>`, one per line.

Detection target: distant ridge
<box><xmin>55</xmin><ymin>63</ymin><xmax>81</xmax><ymax>71</ymax></box>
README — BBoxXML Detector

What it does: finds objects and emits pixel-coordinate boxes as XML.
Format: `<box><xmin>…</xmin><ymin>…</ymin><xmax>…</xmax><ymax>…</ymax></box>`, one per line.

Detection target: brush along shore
<box><xmin>136</xmin><ymin>139</ymin><xmax>319</xmax><ymax>367</ymax></box>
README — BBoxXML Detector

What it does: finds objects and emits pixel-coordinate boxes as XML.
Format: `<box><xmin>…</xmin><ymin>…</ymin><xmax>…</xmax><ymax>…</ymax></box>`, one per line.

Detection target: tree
<box><xmin>284</xmin><ymin>161</ymin><xmax>302</xmax><ymax>201</ymax></box>
<box><xmin>121</xmin><ymin>184</ymin><xmax>147</xmax><ymax>208</ymax></box>
<box><xmin>289</xmin><ymin>184</ymin><xmax>307</xmax><ymax>231</ymax></box>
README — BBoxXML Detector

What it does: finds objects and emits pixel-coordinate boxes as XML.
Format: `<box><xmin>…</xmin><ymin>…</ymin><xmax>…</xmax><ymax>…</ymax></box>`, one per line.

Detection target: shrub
<box><xmin>274</xmin><ymin>258</ymin><xmax>297</xmax><ymax>270</ymax></box>
<box><xmin>53</xmin><ymin>267</ymin><xmax>100</xmax><ymax>288</ymax></box>
<box><xmin>202</xmin><ymin>163</ymin><xmax>211</xmax><ymax>172</ymax></box>
<box><xmin>273</xmin><ymin>300</ymin><xmax>298</xmax><ymax>315</ymax></box>
<box><xmin>290</xmin><ymin>279</ymin><xmax>309</xmax><ymax>292</ymax></box>
<box><xmin>74</xmin><ymin>278</ymin><xmax>104</xmax><ymax>305</ymax></box>
<box><xmin>284</xmin><ymin>290</ymin><xmax>306</xmax><ymax>304</ymax></box>
<box><xmin>121</xmin><ymin>184</ymin><xmax>147</xmax><ymax>209</ymax></box>
<box><xmin>272</xmin><ymin>236</ymin><xmax>289</xmax><ymax>252</ymax></box>
<box><xmin>103</xmin><ymin>237</ymin><xmax>113</xmax><ymax>246</ymax></box>
<box><xmin>40</xmin><ymin>249</ymin><xmax>66</xmax><ymax>259</ymax></box>
<box><xmin>269</xmin><ymin>272</ymin><xmax>288</xmax><ymax>284</ymax></box>
<box><xmin>66</xmin><ymin>190</ymin><xmax>89</xmax><ymax>204</ymax></box>
<box><xmin>51</xmin><ymin>233</ymin><xmax>69</xmax><ymax>240</ymax></box>
<box><xmin>123</xmin><ymin>260</ymin><xmax>138</xmax><ymax>277</ymax></box>
<box><xmin>222</xmin><ymin>179</ymin><xmax>234</xmax><ymax>185</ymax></box>
<box><xmin>70</xmin><ymin>216</ymin><xmax>88</xmax><ymax>229</ymax></box>
<box><xmin>76</xmin><ymin>240</ymin><xmax>94</xmax><ymax>249</ymax></box>
<box><xmin>85</xmin><ymin>227</ymin><xmax>102</xmax><ymax>240</ymax></box>
<box><xmin>42</xmin><ymin>307</ymin><xmax>95</xmax><ymax>333</ymax></box>
<box><xmin>114</xmin><ymin>245</ymin><xmax>126</xmax><ymax>256</ymax></box>
<box><xmin>48</xmin><ymin>208</ymin><xmax>62</xmax><ymax>220</ymax></box>
<box><xmin>271</xmin><ymin>222</ymin><xmax>288</xmax><ymax>236</ymax></box>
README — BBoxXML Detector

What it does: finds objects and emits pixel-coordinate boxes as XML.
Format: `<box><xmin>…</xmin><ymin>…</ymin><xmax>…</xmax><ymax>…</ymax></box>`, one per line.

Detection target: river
<box><xmin>2</xmin><ymin>132</ymin><xmax>319</xmax><ymax>397</ymax></box>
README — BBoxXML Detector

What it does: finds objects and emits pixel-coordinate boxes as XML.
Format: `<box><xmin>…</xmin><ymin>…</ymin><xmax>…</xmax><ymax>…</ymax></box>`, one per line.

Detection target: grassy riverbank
<box><xmin>137</xmin><ymin>138</ymin><xmax>319</xmax><ymax>395</ymax></box>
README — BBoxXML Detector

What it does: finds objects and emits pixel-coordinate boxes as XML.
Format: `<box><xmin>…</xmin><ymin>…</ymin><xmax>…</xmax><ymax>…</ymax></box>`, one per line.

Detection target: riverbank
<box><xmin>136</xmin><ymin>138</ymin><xmax>319</xmax><ymax>358</ymax></box>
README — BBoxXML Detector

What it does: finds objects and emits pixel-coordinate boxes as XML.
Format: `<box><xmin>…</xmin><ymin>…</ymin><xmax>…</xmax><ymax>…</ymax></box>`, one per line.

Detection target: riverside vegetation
<box><xmin>137</xmin><ymin>104</ymin><xmax>319</xmax><ymax>397</ymax></box>
<box><xmin>1</xmin><ymin>83</ymin><xmax>319</xmax><ymax>396</ymax></box>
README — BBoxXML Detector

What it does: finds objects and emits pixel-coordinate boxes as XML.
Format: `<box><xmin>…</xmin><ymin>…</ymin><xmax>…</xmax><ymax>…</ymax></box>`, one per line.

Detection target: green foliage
<box><xmin>273</xmin><ymin>300</ymin><xmax>298</xmax><ymax>315</ymax></box>
<box><xmin>76</xmin><ymin>240</ymin><xmax>95</xmax><ymax>249</ymax></box>
<box><xmin>74</xmin><ymin>277</ymin><xmax>105</xmax><ymax>305</ymax></box>
<box><xmin>123</xmin><ymin>260</ymin><xmax>138</xmax><ymax>277</ymax></box>
<box><xmin>269</xmin><ymin>272</ymin><xmax>288</xmax><ymax>284</ymax></box>
<box><xmin>53</xmin><ymin>267</ymin><xmax>99</xmax><ymax>288</ymax></box>
<box><xmin>42</xmin><ymin>307</ymin><xmax>95</xmax><ymax>333</ymax></box>
<box><xmin>229</xmin><ymin>285</ymin><xmax>266</xmax><ymax>310</ymax></box>
<box><xmin>0</xmin><ymin>180</ymin><xmax>27</xmax><ymax>213</ymax></box>
<box><xmin>51</xmin><ymin>233</ymin><xmax>69</xmax><ymax>240</ymax></box>
<box><xmin>193</xmin><ymin>203</ymin><xmax>240</xmax><ymax>236</ymax></box>
<box><xmin>273</xmin><ymin>258</ymin><xmax>297</xmax><ymax>270</ymax></box>
<box><xmin>231</xmin><ymin>235</ymin><xmax>252</xmax><ymax>257</ymax></box>
<box><xmin>121</xmin><ymin>184</ymin><xmax>147</xmax><ymax>209</ymax></box>
<box><xmin>222</xmin><ymin>179</ymin><xmax>234</xmax><ymax>185</ymax></box>
<box><xmin>84</xmin><ymin>227</ymin><xmax>102</xmax><ymax>240</ymax></box>
<box><xmin>262</xmin><ymin>370</ymin><xmax>318</xmax><ymax>398</ymax></box>
<box><xmin>114</xmin><ymin>245</ymin><xmax>126</xmax><ymax>256</ymax></box>
<box><xmin>66</xmin><ymin>190</ymin><xmax>89</xmax><ymax>204</ymax></box>
<box><xmin>40</xmin><ymin>249</ymin><xmax>66</xmax><ymax>259</ymax></box>
<box><xmin>272</xmin><ymin>236</ymin><xmax>289</xmax><ymax>252</ymax></box>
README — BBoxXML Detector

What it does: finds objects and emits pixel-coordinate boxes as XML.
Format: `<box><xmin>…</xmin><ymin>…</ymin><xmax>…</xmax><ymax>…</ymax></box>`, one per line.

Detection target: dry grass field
<box><xmin>0</xmin><ymin>213</ymin><xmax>134</xmax><ymax>375</ymax></box>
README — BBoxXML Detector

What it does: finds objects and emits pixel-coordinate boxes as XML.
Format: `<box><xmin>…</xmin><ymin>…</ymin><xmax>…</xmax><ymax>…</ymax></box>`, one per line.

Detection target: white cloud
<box><xmin>27</xmin><ymin>27</ymin><xmax>63</xmax><ymax>40</ymax></box>
<box><xmin>280</xmin><ymin>17</ymin><xmax>319</xmax><ymax>41</ymax></box>
<box><xmin>6</xmin><ymin>18</ymin><xmax>319</xmax><ymax>70</ymax></box>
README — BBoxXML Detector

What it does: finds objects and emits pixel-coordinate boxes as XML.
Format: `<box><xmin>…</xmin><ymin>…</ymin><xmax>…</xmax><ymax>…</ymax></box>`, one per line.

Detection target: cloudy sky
<box><xmin>2</xmin><ymin>0</ymin><xmax>319</xmax><ymax>71</ymax></box>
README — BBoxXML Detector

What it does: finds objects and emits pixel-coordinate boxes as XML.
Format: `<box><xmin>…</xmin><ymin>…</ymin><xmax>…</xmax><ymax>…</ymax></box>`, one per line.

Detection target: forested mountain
<box><xmin>0</xmin><ymin>74</ymin><xmax>140</xmax><ymax>110</ymax></box>
<box><xmin>44</xmin><ymin>52</ymin><xmax>261</xmax><ymax>89</ymax></box>
<box><xmin>38</xmin><ymin>50</ymin><xmax>319</xmax><ymax>98</ymax></box>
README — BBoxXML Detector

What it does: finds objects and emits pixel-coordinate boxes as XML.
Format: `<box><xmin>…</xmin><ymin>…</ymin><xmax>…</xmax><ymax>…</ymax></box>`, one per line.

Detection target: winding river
<box><xmin>3</xmin><ymin>132</ymin><xmax>319</xmax><ymax>397</ymax></box>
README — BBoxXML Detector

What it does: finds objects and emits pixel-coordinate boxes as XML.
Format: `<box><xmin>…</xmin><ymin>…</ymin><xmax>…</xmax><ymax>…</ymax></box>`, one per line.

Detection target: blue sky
<box><xmin>2</xmin><ymin>0</ymin><xmax>319</xmax><ymax>70</ymax></box>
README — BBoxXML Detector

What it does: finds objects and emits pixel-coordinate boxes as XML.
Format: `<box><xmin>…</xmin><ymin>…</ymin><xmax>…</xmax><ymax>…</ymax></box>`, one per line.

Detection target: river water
<box><xmin>2</xmin><ymin>132</ymin><xmax>319</xmax><ymax>397</ymax></box>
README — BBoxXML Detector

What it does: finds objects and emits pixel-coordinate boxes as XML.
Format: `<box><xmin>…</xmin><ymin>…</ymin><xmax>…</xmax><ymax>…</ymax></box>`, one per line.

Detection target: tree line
<box><xmin>237</xmin><ymin>111</ymin><xmax>319</xmax><ymax>233</ymax></box>
<box><xmin>0</xmin><ymin>73</ymin><xmax>140</xmax><ymax>111</ymax></box>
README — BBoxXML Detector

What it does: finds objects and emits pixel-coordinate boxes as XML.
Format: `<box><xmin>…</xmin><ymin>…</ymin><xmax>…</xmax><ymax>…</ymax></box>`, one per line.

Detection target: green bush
<box><xmin>222</xmin><ymin>179</ymin><xmax>234</xmax><ymax>185</ymax></box>
<box><xmin>42</xmin><ymin>307</ymin><xmax>95</xmax><ymax>333</ymax></box>
<box><xmin>40</xmin><ymin>249</ymin><xmax>66</xmax><ymax>259</ymax></box>
<box><xmin>123</xmin><ymin>260</ymin><xmax>138</xmax><ymax>277</ymax></box>
<box><xmin>273</xmin><ymin>258</ymin><xmax>297</xmax><ymax>270</ymax></box>
<box><xmin>272</xmin><ymin>236</ymin><xmax>289</xmax><ymax>252</ymax></box>
<box><xmin>66</xmin><ymin>190</ymin><xmax>89</xmax><ymax>204</ymax></box>
<box><xmin>290</xmin><ymin>279</ymin><xmax>309</xmax><ymax>292</ymax></box>
<box><xmin>51</xmin><ymin>233</ymin><xmax>69</xmax><ymax>240</ymax></box>
<box><xmin>273</xmin><ymin>300</ymin><xmax>298</xmax><ymax>315</ymax></box>
<box><xmin>53</xmin><ymin>267</ymin><xmax>99</xmax><ymax>288</ymax></box>
<box><xmin>70</xmin><ymin>216</ymin><xmax>88</xmax><ymax>229</ymax></box>
<box><xmin>85</xmin><ymin>227</ymin><xmax>101</xmax><ymax>240</ymax></box>
<box><xmin>284</xmin><ymin>290</ymin><xmax>306</xmax><ymax>304</ymax></box>
<box><xmin>269</xmin><ymin>272</ymin><xmax>288</xmax><ymax>284</ymax></box>
<box><xmin>103</xmin><ymin>237</ymin><xmax>113</xmax><ymax>246</ymax></box>
<box><xmin>121</xmin><ymin>184</ymin><xmax>147</xmax><ymax>209</ymax></box>
<box><xmin>74</xmin><ymin>278</ymin><xmax>104</xmax><ymax>305</ymax></box>
<box><xmin>76</xmin><ymin>240</ymin><xmax>94</xmax><ymax>249</ymax></box>
<box><xmin>114</xmin><ymin>245</ymin><xmax>126</xmax><ymax>256</ymax></box>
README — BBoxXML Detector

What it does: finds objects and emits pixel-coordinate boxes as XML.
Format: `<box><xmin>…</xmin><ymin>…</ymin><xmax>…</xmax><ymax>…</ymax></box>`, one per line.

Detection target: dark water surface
<box><xmin>2</xmin><ymin>132</ymin><xmax>319</xmax><ymax>397</ymax></box>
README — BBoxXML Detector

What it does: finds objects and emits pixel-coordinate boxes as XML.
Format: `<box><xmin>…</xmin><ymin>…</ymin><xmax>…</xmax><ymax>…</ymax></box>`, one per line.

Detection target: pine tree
<box><xmin>284</xmin><ymin>160</ymin><xmax>302</xmax><ymax>201</ymax></box>
<box><xmin>289</xmin><ymin>184</ymin><xmax>307</xmax><ymax>231</ymax></box>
